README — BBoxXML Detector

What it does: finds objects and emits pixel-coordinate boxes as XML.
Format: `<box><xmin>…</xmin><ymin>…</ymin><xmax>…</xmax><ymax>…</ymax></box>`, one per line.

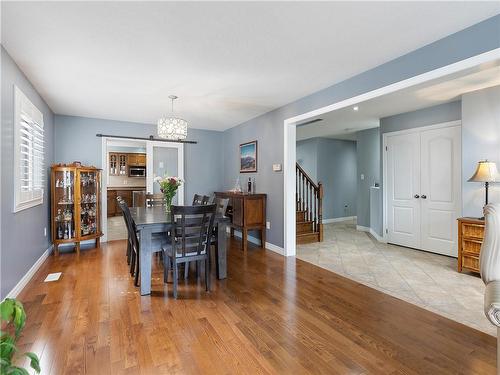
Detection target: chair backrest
<box><xmin>145</xmin><ymin>193</ymin><xmax>165</xmax><ymax>207</ymax></box>
<box><xmin>192</xmin><ymin>194</ymin><xmax>210</xmax><ymax>206</ymax></box>
<box><xmin>214</xmin><ymin>197</ymin><xmax>229</xmax><ymax>216</ymax></box>
<box><xmin>117</xmin><ymin>198</ymin><xmax>139</xmax><ymax>250</ymax></box>
<box><xmin>170</xmin><ymin>204</ymin><xmax>216</xmax><ymax>257</ymax></box>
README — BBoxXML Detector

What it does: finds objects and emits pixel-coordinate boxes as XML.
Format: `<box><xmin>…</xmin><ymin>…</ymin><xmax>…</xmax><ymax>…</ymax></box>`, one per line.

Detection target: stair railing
<box><xmin>296</xmin><ymin>163</ymin><xmax>323</xmax><ymax>241</ymax></box>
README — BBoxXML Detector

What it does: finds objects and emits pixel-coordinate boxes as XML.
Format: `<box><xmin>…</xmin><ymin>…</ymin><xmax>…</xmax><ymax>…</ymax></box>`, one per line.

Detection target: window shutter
<box><xmin>14</xmin><ymin>86</ymin><xmax>44</xmax><ymax>212</ymax></box>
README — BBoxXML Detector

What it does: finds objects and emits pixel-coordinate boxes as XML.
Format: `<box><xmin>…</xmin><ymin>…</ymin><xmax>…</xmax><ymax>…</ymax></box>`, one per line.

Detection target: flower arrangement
<box><xmin>154</xmin><ymin>175</ymin><xmax>183</xmax><ymax>211</ymax></box>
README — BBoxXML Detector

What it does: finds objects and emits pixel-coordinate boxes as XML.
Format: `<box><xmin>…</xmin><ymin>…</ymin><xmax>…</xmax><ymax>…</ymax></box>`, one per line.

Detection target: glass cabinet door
<box><xmin>109</xmin><ymin>154</ymin><xmax>117</xmax><ymax>175</ymax></box>
<box><xmin>53</xmin><ymin>169</ymin><xmax>76</xmax><ymax>240</ymax></box>
<box><xmin>79</xmin><ymin>170</ymin><xmax>99</xmax><ymax>238</ymax></box>
<box><xmin>119</xmin><ymin>154</ymin><xmax>127</xmax><ymax>175</ymax></box>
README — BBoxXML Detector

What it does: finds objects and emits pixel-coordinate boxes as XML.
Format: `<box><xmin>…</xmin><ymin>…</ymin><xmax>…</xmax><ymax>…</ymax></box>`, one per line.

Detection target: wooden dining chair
<box><xmin>145</xmin><ymin>193</ymin><xmax>165</xmax><ymax>207</ymax></box>
<box><xmin>117</xmin><ymin>198</ymin><xmax>140</xmax><ymax>284</ymax></box>
<box><xmin>118</xmin><ymin>198</ymin><xmax>168</xmax><ymax>287</ymax></box>
<box><xmin>186</xmin><ymin>194</ymin><xmax>212</xmax><ymax>278</ymax></box>
<box><xmin>192</xmin><ymin>194</ymin><xmax>210</xmax><ymax>205</ymax></box>
<box><xmin>162</xmin><ymin>204</ymin><xmax>216</xmax><ymax>299</ymax></box>
<box><xmin>116</xmin><ymin>196</ymin><xmax>132</xmax><ymax>265</ymax></box>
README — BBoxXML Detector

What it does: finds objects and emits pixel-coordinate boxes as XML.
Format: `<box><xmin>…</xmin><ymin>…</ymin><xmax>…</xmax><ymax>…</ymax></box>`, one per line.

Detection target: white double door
<box><xmin>386</xmin><ymin>124</ymin><xmax>461</xmax><ymax>256</ymax></box>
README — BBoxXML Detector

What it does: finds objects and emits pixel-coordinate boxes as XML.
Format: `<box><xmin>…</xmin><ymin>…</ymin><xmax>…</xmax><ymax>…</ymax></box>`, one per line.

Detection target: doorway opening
<box><xmin>284</xmin><ymin>51</ymin><xmax>500</xmax><ymax>335</ymax></box>
<box><xmin>100</xmin><ymin>137</ymin><xmax>184</xmax><ymax>242</ymax></box>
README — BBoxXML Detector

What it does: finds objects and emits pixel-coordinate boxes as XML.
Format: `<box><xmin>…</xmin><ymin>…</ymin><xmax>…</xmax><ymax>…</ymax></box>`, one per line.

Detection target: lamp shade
<box><xmin>468</xmin><ymin>160</ymin><xmax>500</xmax><ymax>182</ymax></box>
<box><xmin>157</xmin><ymin>117</ymin><xmax>188</xmax><ymax>140</ymax></box>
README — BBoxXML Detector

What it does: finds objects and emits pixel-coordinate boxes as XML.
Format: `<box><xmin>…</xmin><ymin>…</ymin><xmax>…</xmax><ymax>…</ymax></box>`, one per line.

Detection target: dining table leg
<box><xmin>139</xmin><ymin>227</ymin><xmax>153</xmax><ymax>295</ymax></box>
<box><xmin>217</xmin><ymin>221</ymin><xmax>227</xmax><ymax>279</ymax></box>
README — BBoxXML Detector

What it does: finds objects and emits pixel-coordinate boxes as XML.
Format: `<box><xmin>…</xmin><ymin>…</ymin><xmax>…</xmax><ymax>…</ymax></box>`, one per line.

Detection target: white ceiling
<box><xmin>2</xmin><ymin>2</ymin><xmax>500</xmax><ymax>131</ymax></box>
<box><xmin>297</xmin><ymin>61</ymin><xmax>500</xmax><ymax>141</ymax></box>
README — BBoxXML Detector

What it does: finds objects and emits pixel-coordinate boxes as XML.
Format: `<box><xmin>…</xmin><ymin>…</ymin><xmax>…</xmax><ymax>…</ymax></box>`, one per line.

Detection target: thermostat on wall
<box><xmin>272</xmin><ymin>164</ymin><xmax>282</xmax><ymax>172</ymax></box>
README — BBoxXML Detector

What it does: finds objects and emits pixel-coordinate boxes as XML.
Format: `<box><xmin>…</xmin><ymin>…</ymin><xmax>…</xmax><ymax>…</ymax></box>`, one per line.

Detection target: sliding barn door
<box><xmin>386</xmin><ymin>133</ymin><xmax>421</xmax><ymax>249</ymax></box>
<box><xmin>420</xmin><ymin>126</ymin><xmax>461</xmax><ymax>256</ymax></box>
<box><xmin>146</xmin><ymin>141</ymin><xmax>184</xmax><ymax>205</ymax></box>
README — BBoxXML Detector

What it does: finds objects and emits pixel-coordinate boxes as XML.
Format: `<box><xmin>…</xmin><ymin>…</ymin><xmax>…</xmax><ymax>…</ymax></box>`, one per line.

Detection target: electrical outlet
<box><xmin>266</xmin><ymin>221</ymin><xmax>271</xmax><ymax>229</ymax></box>
<box><xmin>360</xmin><ymin>174</ymin><xmax>365</xmax><ymax>180</ymax></box>
<box><xmin>44</xmin><ymin>227</ymin><xmax>47</xmax><ymax>237</ymax></box>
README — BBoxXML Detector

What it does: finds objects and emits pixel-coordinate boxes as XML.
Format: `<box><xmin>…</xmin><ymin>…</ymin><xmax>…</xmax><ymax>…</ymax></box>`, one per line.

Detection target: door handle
<box><xmin>414</xmin><ymin>194</ymin><xmax>420</xmax><ymax>198</ymax></box>
<box><xmin>421</xmin><ymin>195</ymin><xmax>427</xmax><ymax>199</ymax></box>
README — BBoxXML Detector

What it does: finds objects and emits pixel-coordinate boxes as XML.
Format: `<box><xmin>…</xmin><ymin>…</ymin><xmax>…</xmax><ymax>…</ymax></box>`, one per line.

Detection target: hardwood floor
<box><xmin>16</xmin><ymin>238</ymin><xmax>496</xmax><ymax>374</ymax></box>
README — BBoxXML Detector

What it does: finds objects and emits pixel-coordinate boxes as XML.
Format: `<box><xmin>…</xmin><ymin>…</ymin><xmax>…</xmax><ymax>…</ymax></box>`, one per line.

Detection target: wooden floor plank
<box><xmin>13</xmin><ymin>238</ymin><xmax>495</xmax><ymax>375</ymax></box>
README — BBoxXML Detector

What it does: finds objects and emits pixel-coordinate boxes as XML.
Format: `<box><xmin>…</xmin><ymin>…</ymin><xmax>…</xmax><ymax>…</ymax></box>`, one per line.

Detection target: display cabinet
<box><xmin>51</xmin><ymin>164</ymin><xmax>102</xmax><ymax>255</ymax></box>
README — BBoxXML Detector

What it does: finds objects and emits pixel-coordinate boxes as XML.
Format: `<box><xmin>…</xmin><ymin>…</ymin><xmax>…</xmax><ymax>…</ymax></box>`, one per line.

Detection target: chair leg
<box><xmin>130</xmin><ymin>251</ymin><xmax>136</xmax><ymax>276</ymax></box>
<box><xmin>184</xmin><ymin>261</ymin><xmax>189</xmax><ymax>279</ymax></box>
<box><xmin>205</xmin><ymin>257</ymin><xmax>210</xmax><ymax>292</ymax></box>
<box><xmin>163</xmin><ymin>252</ymin><xmax>170</xmax><ymax>283</ymax></box>
<box><xmin>173</xmin><ymin>261</ymin><xmax>178</xmax><ymax>299</ymax></box>
<box><xmin>126</xmin><ymin>241</ymin><xmax>131</xmax><ymax>265</ymax></box>
<box><xmin>134</xmin><ymin>251</ymin><xmax>140</xmax><ymax>287</ymax></box>
<box><xmin>196</xmin><ymin>261</ymin><xmax>200</xmax><ymax>279</ymax></box>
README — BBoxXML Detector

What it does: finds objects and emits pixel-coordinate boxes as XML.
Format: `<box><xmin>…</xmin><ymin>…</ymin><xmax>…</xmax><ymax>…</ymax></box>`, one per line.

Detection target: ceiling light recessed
<box><xmin>353</xmin><ymin>106</ymin><xmax>359</xmax><ymax>111</ymax></box>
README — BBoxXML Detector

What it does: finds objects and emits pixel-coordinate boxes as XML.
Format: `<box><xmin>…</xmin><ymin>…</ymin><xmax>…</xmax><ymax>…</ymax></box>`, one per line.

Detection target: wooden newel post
<box><xmin>318</xmin><ymin>182</ymin><xmax>323</xmax><ymax>242</ymax></box>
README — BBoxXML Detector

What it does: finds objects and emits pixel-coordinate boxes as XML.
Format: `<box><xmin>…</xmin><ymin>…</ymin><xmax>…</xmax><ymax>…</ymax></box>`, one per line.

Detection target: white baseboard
<box><xmin>5</xmin><ymin>245</ymin><xmax>53</xmax><ymax>299</ymax></box>
<box><xmin>229</xmin><ymin>228</ymin><xmax>285</xmax><ymax>256</ymax></box>
<box><xmin>356</xmin><ymin>225</ymin><xmax>386</xmax><ymax>243</ymax></box>
<box><xmin>323</xmin><ymin>216</ymin><xmax>356</xmax><ymax>224</ymax></box>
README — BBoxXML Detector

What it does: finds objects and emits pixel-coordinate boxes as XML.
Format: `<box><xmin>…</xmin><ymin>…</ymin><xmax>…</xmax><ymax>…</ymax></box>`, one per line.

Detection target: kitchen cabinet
<box><xmin>109</xmin><ymin>153</ymin><xmax>128</xmax><ymax>176</ymax></box>
<box><xmin>128</xmin><ymin>153</ymin><xmax>146</xmax><ymax>166</ymax></box>
<box><xmin>107</xmin><ymin>188</ymin><xmax>144</xmax><ymax>216</ymax></box>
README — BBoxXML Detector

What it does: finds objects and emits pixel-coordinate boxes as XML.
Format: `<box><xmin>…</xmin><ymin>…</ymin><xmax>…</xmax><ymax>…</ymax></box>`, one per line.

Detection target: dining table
<box><xmin>129</xmin><ymin>206</ymin><xmax>230</xmax><ymax>296</ymax></box>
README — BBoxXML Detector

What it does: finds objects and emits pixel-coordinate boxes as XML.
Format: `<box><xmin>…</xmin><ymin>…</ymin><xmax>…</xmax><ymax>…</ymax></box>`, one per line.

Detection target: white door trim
<box><xmin>283</xmin><ymin>48</ymin><xmax>499</xmax><ymax>257</ymax></box>
<box><xmin>382</xmin><ymin>120</ymin><xmax>462</xmax><ymax>243</ymax></box>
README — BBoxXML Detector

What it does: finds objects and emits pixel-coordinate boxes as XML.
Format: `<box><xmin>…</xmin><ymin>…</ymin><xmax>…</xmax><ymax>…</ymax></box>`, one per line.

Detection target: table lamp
<box><xmin>468</xmin><ymin>160</ymin><xmax>499</xmax><ymax>216</ymax></box>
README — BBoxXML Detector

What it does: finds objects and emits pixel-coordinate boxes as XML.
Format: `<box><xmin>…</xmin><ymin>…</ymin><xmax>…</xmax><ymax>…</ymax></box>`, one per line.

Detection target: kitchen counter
<box><xmin>107</xmin><ymin>186</ymin><xmax>146</xmax><ymax>190</ymax></box>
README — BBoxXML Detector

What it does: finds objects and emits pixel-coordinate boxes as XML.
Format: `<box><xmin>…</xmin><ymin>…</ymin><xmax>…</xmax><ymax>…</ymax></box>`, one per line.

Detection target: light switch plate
<box><xmin>272</xmin><ymin>164</ymin><xmax>282</xmax><ymax>172</ymax></box>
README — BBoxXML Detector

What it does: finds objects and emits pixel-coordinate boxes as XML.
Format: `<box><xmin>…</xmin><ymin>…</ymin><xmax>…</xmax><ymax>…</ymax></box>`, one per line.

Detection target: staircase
<box><xmin>296</xmin><ymin>163</ymin><xmax>323</xmax><ymax>244</ymax></box>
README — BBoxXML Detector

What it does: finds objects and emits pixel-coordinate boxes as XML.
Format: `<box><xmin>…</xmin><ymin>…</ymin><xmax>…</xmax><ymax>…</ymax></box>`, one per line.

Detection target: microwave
<box><xmin>129</xmin><ymin>166</ymin><xmax>146</xmax><ymax>177</ymax></box>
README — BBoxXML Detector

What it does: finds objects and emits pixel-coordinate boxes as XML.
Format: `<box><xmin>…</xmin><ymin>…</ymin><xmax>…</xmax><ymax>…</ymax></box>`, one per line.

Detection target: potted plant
<box><xmin>1</xmin><ymin>298</ymin><xmax>40</xmax><ymax>374</ymax></box>
<box><xmin>154</xmin><ymin>175</ymin><xmax>183</xmax><ymax>212</ymax></box>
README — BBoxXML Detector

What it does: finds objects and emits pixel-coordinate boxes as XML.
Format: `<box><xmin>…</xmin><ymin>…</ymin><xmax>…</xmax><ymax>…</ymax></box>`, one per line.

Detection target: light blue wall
<box><xmin>54</xmin><ymin>115</ymin><xmax>224</xmax><ymax>201</ymax></box>
<box><xmin>222</xmin><ymin>15</ymin><xmax>499</xmax><ymax>248</ymax></box>
<box><xmin>296</xmin><ymin>138</ymin><xmax>357</xmax><ymax>220</ymax></box>
<box><xmin>379</xmin><ymin>101</ymin><xmax>462</xmax><ymax>134</ymax></box>
<box><xmin>317</xmin><ymin>138</ymin><xmax>357</xmax><ymax>219</ymax></box>
<box><xmin>296</xmin><ymin>138</ymin><xmax>318</xmax><ymax>182</ymax></box>
<box><xmin>462</xmin><ymin>85</ymin><xmax>500</xmax><ymax>217</ymax></box>
<box><xmin>356</xmin><ymin>128</ymin><xmax>380</xmax><ymax>230</ymax></box>
<box><xmin>1</xmin><ymin>46</ymin><xmax>55</xmax><ymax>299</ymax></box>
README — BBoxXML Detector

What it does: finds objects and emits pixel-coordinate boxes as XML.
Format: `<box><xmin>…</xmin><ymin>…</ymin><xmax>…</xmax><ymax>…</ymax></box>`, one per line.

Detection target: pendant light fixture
<box><xmin>157</xmin><ymin>95</ymin><xmax>188</xmax><ymax>140</ymax></box>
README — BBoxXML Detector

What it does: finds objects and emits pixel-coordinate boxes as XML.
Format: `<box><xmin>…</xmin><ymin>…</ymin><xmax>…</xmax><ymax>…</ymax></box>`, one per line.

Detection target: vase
<box><xmin>164</xmin><ymin>195</ymin><xmax>173</xmax><ymax>213</ymax></box>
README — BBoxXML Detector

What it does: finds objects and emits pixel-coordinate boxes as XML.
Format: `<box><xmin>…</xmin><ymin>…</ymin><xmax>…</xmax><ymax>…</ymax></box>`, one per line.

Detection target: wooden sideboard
<box><xmin>457</xmin><ymin>217</ymin><xmax>484</xmax><ymax>273</ymax></box>
<box><xmin>215</xmin><ymin>192</ymin><xmax>266</xmax><ymax>252</ymax></box>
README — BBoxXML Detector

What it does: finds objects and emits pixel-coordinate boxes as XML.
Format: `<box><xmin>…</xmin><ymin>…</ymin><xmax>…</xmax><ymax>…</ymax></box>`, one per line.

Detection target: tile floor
<box><xmin>296</xmin><ymin>219</ymin><xmax>494</xmax><ymax>336</ymax></box>
<box><xmin>107</xmin><ymin>216</ymin><xmax>128</xmax><ymax>241</ymax></box>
